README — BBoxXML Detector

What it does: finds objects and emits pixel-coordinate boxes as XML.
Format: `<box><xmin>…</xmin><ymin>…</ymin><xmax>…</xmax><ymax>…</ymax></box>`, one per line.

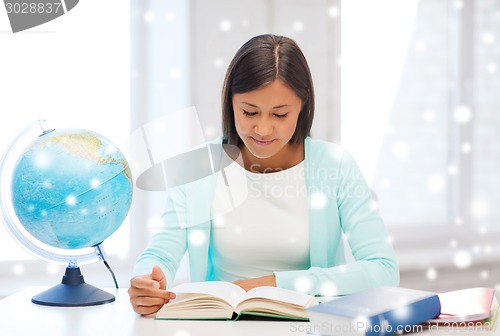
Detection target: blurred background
<box><xmin>0</xmin><ymin>0</ymin><xmax>499</xmax><ymax>298</ymax></box>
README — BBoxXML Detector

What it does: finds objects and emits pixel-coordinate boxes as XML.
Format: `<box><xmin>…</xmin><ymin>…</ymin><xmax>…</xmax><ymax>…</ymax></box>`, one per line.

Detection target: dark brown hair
<box><xmin>221</xmin><ymin>34</ymin><xmax>315</xmax><ymax>146</ymax></box>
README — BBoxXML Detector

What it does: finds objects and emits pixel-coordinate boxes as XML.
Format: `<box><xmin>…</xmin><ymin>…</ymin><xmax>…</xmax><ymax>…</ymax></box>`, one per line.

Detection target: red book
<box><xmin>428</xmin><ymin>287</ymin><xmax>495</xmax><ymax>323</ymax></box>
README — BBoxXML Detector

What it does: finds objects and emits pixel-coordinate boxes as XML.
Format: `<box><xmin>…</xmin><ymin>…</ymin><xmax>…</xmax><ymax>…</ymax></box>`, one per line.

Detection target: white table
<box><xmin>0</xmin><ymin>287</ymin><xmax>498</xmax><ymax>336</ymax></box>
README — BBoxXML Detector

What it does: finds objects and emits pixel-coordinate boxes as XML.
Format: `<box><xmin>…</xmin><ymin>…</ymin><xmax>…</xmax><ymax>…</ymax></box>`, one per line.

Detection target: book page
<box><xmin>156</xmin><ymin>294</ymin><xmax>234</xmax><ymax>319</ymax></box>
<box><xmin>234</xmin><ymin>286</ymin><xmax>314</xmax><ymax>319</ymax></box>
<box><xmin>171</xmin><ymin>281</ymin><xmax>247</xmax><ymax>308</ymax></box>
<box><xmin>241</xmin><ymin>286</ymin><xmax>314</xmax><ymax>307</ymax></box>
<box><xmin>312</xmin><ymin>296</ymin><xmax>339</xmax><ymax>306</ymax></box>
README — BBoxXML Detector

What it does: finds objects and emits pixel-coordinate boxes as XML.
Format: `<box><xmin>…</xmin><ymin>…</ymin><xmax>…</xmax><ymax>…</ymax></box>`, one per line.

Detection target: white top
<box><xmin>210</xmin><ymin>157</ymin><xmax>310</xmax><ymax>282</ymax></box>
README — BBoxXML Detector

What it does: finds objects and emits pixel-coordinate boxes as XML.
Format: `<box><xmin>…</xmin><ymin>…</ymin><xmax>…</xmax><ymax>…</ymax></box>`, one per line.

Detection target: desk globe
<box><xmin>0</xmin><ymin>120</ymin><xmax>133</xmax><ymax>307</ymax></box>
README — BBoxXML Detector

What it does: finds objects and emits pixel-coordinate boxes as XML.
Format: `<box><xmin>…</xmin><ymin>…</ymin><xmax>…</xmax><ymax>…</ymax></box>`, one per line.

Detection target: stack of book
<box><xmin>307</xmin><ymin>287</ymin><xmax>441</xmax><ymax>336</ymax></box>
<box><xmin>306</xmin><ymin>286</ymin><xmax>497</xmax><ymax>336</ymax></box>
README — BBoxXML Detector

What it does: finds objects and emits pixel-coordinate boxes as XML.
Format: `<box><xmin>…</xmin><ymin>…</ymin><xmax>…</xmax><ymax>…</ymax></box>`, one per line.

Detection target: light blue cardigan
<box><xmin>133</xmin><ymin>137</ymin><xmax>400</xmax><ymax>295</ymax></box>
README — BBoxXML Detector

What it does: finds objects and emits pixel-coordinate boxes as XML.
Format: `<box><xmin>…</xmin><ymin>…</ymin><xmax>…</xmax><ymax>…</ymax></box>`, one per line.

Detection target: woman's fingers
<box><xmin>134</xmin><ymin>304</ymin><xmax>165</xmax><ymax>316</ymax></box>
<box><xmin>128</xmin><ymin>272</ymin><xmax>177</xmax><ymax>315</ymax></box>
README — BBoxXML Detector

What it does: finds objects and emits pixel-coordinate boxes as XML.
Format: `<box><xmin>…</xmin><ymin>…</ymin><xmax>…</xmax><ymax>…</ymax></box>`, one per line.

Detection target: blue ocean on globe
<box><xmin>11</xmin><ymin>128</ymin><xmax>133</xmax><ymax>249</ymax></box>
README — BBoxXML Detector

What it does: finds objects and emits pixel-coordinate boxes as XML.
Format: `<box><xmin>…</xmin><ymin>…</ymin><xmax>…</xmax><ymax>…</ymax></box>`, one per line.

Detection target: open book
<box><xmin>155</xmin><ymin>281</ymin><xmax>315</xmax><ymax>320</ymax></box>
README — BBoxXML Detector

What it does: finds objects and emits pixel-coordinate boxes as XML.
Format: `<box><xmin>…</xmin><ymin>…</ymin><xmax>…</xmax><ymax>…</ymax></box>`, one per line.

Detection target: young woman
<box><xmin>128</xmin><ymin>34</ymin><xmax>399</xmax><ymax>315</ymax></box>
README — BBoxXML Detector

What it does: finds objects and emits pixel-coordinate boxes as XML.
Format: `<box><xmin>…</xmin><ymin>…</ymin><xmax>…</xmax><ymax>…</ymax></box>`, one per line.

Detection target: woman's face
<box><xmin>232</xmin><ymin>80</ymin><xmax>302</xmax><ymax>165</ymax></box>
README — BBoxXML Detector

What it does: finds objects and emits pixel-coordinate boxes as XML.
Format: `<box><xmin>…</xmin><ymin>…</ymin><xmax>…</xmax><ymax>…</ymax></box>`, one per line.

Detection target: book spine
<box><xmin>364</xmin><ymin>295</ymin><xmax>441</xmax><ymax>336</ymax></box>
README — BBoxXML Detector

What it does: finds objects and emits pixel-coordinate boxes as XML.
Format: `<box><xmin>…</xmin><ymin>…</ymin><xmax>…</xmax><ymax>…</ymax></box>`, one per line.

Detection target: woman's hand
<box><xmin>233</xmin><ymin>274</ymin><xmax>277</xmax><ymax>291</ymax></box>
<box><xmin>128</xmin><ymin>265</ymin><xmax>176</xmax><ymax>315</ymax></box>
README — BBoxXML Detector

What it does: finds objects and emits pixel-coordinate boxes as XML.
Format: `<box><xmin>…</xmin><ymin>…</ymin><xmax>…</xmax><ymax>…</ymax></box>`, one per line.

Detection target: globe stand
<box><xmin>31</xmin><ymin>267</ymin><xmax>115</xmax><ymax>307</ymax></box>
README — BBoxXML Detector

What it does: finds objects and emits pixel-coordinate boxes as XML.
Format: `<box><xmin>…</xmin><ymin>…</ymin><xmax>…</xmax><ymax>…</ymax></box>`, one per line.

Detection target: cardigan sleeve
<box><xmin>274</xmin><ymin>149</ymin><xmax>400</xmax><ymax>295</ymax></box>
<box><xmin>132</xmin><ymin>185</ymin><xmax>188</xmax><ymax>289</ymax></box>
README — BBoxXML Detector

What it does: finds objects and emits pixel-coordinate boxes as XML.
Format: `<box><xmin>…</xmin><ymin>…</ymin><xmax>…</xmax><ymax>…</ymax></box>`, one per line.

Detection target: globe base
<box><xmin>31</xmin><ymin>267</ymin><xmax>115</xmax><ymax>307</ymax></box>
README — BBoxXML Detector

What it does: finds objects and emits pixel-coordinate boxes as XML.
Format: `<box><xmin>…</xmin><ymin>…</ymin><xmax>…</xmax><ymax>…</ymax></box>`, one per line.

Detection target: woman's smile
<box><xmin>251</xmin><ymin>137</ymin><xmax>276</xmax><ymax>146</ymax></box>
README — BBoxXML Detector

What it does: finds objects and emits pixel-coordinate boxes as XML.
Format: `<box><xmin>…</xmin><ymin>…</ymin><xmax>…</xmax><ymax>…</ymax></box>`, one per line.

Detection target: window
<box><xmin>342</xmin><ymin>0</ymin><xmax>500</xmax><ymax>270</ymax></box>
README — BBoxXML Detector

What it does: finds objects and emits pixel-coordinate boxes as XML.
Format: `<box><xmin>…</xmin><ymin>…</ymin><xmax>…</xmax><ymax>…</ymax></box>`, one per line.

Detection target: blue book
<box><xmin>307</xmin><ymin>286</ymin><xmax>441</xmax><ymax>336</ymax></box>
